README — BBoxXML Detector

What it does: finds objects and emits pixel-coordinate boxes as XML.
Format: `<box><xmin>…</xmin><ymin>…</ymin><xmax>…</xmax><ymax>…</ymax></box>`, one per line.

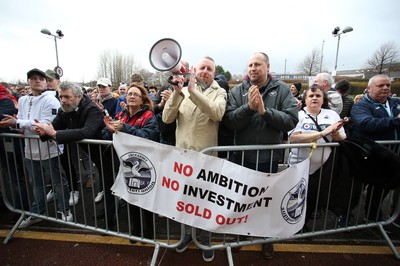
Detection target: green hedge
<box><xmin>280</xmin><ymin>79</ymin><xmax>400</xmax><ymax>97</ymax></box>
<box><xmin>229</xmin><ymin>79</ymin><xmax>400</xmax><ymax>96</ymax></box>
<box><xmin>349</xmin><ymin>81</ymin><xmax>400</xmax><ymax>95</ymax></box>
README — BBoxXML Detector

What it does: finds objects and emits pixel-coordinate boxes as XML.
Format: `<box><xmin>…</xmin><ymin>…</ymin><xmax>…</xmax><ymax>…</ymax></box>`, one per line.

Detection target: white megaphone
<box><xmin>149</xmin><ymin>38</ymin><xmax>187</xmax><ymax>74</ymax></box>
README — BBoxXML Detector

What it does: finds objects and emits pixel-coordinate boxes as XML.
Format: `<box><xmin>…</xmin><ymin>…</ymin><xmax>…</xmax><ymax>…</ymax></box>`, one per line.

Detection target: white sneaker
<box><xmin>95</xmin><ymin>191</ymin><xmax>104</xmax><ymax>203</ymax></box>
<box><xmin>47</xmin><ymin>190</ymin><xmax>54</xmax><ymax>202</ymax></box>
<box><xmin>69</xmin><ymin>191</ymin><xmax>80</xmax><ymax>206</ymax></box>
<box><xmin>18</xmin><ymin>216</ymin><xmax>43</xmax><ymax>229</ymax></box>
<box><xmin>58</xmin><ymin>209</ymin><xmax>73</xmax><ymax>222</ymax></box>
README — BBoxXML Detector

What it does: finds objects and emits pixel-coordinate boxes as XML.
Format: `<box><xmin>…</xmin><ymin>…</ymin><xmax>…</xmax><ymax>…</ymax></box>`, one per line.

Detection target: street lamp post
<box><xmin>320</xmin><ymin>39</ymin><xmax>325</xmax><ymax>72</ymax></box>
<box><xmin>332</xmin><ymin>26</ymin><xmax>353</xmax><ymax>71</ymax></box>
<box><xmin>40</xmin><ymin>28</ymin><xmax>64</xmax><ymax>67</ymax></box>
<box><xmin>284</xmin><ymin>59</ymin><xmax>287</xmax><ymax>76</ymax></box>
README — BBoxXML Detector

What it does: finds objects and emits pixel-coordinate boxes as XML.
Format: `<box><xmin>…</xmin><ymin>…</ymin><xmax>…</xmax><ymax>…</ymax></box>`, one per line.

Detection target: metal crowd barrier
<box><xmin>0</xmin><ymin>133</ymin><xmax>186</xmax><ymax>266</ymax></box>
<box><xmin>1</xmin><ymin>133</ymin><xmax>399</xmax><ymax>266</ymax></box>
<box><xmin>198</xmin><ymin>141</ymin><xmax>400</xmax><ymax>265</ymax></box>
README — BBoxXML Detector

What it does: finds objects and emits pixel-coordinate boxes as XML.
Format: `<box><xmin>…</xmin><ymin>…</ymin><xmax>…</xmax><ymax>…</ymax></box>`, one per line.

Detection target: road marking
<box><xmin>1</xmin><ymin>229</ymin><xmax>398</xmax><ymax>254</ymax></box>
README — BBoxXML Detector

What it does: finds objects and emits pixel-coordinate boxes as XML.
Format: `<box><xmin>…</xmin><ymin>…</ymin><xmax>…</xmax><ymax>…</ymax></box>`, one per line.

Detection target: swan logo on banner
<box><xmin>121</xmin><ymin>152</ymin><xmax>156</xmax><ymax>195</ymax></box>
<box><xmin>280</xmin><ymin>178</ymin><xmax>307</xmax><ymax>224</ymax></box>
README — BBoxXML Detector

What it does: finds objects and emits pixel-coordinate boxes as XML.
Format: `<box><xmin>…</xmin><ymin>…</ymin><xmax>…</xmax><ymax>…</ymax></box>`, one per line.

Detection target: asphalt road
<box><xmin>1</xmin><ymin>202</ymin><xmax>400</xmax><ymax>265</ymax></box>
<box><xmin>1</xmin><ymin>231</ymin><xmax>399</xmax><ymax>266</ymax></box>
<box><xmin>1</xmin><ymin>179</ymin><xmax>400</xmax><ymax>266</ymax></box>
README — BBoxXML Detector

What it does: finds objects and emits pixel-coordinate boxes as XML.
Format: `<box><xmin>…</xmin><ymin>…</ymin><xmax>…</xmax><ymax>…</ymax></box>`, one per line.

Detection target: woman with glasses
<box><xmin>102</xmin><ymin>83</ymin><xmax>159</xmax><ymax>240</ymax></box>
<box><xmin>102</xmin><ymin>83</ymin><xmax>159</xmax><ymax>141</ymax></box>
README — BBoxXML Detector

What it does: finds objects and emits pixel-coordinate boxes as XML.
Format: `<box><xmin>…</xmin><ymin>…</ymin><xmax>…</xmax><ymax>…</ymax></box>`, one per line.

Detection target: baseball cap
<box><xmin>97</xmin><ymin>78</ymin><xmax>112</xmax><ymax>87</ymax></box>
<box><xmin>27</xmin><ymin>68</ymin><xmax>47</xmax><ymax>80</ymax></box>
<box><xmin>45</xmin><ymin>69</ymin><xmax>60</xmax><ymax>80</ymax></box>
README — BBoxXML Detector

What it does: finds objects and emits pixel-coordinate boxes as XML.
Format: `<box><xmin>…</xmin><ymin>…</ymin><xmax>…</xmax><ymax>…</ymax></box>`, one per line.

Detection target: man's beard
<box><xmin>61</xmin><ymin>102</ymin><xmax>79</xmax><ymax>113</ymax></box>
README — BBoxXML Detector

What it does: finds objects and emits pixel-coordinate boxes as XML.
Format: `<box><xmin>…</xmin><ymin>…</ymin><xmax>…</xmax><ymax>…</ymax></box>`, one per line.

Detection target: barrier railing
<box><xmin>0</xmin><ymin>133</ymin><xmax>186</xmax><ymax>266</ymax></box>
<box><xmin>198</xmin><ymin>141</ymin><xmax>400</xmax><ymax>264</ymax></box>
<box><xmin>1</xmin><ymin>133</ymin><xmax>399</xmax><ymax>265</ymax></box>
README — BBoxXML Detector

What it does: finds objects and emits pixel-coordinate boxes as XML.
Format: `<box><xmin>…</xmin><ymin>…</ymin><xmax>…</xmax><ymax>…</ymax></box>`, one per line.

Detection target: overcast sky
<box><xmin>1</xmin><ymin>0</ymin><xmax>399</xmax><ymax>83</ymax></box>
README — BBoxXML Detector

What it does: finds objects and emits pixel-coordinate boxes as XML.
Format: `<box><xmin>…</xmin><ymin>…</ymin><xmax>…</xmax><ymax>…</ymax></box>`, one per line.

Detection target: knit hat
<box><xmin>293</xmin><ymin>82</ymin><xmax>302</xmax><ymax>91</ymax></box>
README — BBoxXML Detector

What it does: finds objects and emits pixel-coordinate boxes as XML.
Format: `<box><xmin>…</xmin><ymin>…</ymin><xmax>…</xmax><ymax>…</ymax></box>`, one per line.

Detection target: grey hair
<box><xmin>317</xmin><ymin>73</ymin><xmax>334</xmax><ymax>87</ymax></box>
<box><xmin>59</xmin><ymin>81</ymin><xmax>83</xmax><ymax>96</ymax></box>
<box><xmin>368</xmin><ymin>74</ymin><xmax>390</xmax><ymax>87</ymax></box>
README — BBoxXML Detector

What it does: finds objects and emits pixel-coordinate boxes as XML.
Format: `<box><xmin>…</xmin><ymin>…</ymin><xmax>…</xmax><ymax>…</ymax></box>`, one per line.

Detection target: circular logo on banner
<box><xmin>55</xmin><ymin>66</ymin><xmax>63</xmax><ymax>77</ymax></box>
<box><xmin>280</xmin><ymin>178</ymin><xmax>307</xmax><ymax>224</ymax></box>
<box><xmin>120</xmin><ymin>152</ymin><xmax>156</xmax><ymax>195</ymax></box>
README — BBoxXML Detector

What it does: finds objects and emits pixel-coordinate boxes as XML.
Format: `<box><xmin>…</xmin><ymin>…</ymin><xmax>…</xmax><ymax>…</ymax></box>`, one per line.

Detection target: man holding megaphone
<box><xmin>153</xmin><ymin>60</ymin><xmax>189</xmax><ymax>146</ymax></box>
<box><xmin>162</xmin><ymin>56</ymin><xmax>227</xmax><ymax>262</ymax></box>
<box><xmin>162</xmin><ymin>57</ymin><xmax>227</xmax><ymax>155</ymax></box>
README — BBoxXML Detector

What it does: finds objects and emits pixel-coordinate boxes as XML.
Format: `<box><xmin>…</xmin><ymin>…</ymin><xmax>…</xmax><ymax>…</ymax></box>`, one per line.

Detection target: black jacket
<box><xmin>0</xmin><ymin>98</ymin><xmax>17</xmax><ymax>134</ymax></box>
<box><xmin>223</xmin><ymin>76</ymin><xmax>298</xmax><ymax>163</ymax></box>
<box><xmin>339</xmin><ymin>137</ymin><xmax>400</xmax><ymax>189</ymax></box>
<box><xmin>44</xmin><ymin>94</ymin><xmax>105</xmax><ymax>143</ymax></box>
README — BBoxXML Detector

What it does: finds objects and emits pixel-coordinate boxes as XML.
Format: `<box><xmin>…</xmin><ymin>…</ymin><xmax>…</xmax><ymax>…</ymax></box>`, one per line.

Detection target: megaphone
<box><xmin>149</xmin><ymin>38</ymin><xmax>186</xmax><ymax>73</ymax></box>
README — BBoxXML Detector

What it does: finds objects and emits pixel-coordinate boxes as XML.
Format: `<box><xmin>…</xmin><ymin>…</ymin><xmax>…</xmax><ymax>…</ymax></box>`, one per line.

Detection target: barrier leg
<box><xmin>150</xmin><ymin>243</ymin><xmax>160</xmax><ymax>266</ymax></box>
<box><xmin>3</xmin><ymin>213</ymin><xmax>25</xmax><ymax>244</ymax></box>
<box><xmin>378</xmin><ymin>224</ymin><xmax>400</xmax><ymax>259</ymax></box>
<box><xmin>225</xmin><ymin>245</ymin><xmax>234</xmax><ymax>266</ymax></box>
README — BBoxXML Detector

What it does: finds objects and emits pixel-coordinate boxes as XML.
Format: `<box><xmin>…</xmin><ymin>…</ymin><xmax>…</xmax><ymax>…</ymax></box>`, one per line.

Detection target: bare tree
<box><xmin>98</xmin><ymin>50</ymin><xmax>112</xmax><ymax>79</ymax></box>
<box><xmin>366</xmin><ymin>41</ymin><xmax>399</xmax><ymax>74</ymax></box>
<box><xmin>97</xmin><ymin>49</ymin><xmax>143</xmax><ymax>86</ymax></box>
<box><xmin>297</xmin><ymin>48</ymin><xmax>321</xmax><ymax>76</ymax></box>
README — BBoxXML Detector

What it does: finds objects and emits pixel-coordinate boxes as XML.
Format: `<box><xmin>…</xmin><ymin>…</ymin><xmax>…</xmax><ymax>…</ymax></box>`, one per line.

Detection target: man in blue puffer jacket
<box><xmin>351</xmin><ymin>74</ymin><xmax>400</xmax><ymax>224</ymax></box>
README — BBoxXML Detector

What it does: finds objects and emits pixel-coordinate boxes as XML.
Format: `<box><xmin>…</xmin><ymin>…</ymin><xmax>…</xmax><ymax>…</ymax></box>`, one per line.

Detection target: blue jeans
<box><xmin>24</xmin><ymin>157</ymin><xmax>69</xmax><ymax>214</ymax></box>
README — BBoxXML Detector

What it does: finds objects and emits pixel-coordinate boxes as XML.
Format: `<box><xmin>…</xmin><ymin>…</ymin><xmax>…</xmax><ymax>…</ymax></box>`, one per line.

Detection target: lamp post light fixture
<box><xmin>332</xmin><ymin>26</ymin><xmax>353</xmax><ymax>72</ymax></box>
<box><xmin>40</xmin><ymin>28</ymin><xmax>64</xmax><ymax>76</ymax></box>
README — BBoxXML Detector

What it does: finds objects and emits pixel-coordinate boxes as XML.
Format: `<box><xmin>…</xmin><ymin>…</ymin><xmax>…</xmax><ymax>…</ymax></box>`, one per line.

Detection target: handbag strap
<box><xmin>303</xmin><ymin>109</ymin><xmax>330</xmax><ymax>143</ymax></box>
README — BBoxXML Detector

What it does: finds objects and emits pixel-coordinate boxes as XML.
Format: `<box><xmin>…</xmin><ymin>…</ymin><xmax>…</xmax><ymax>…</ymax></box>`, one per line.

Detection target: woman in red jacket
<box><xmin>103</xmin><ymin>83</ymin><xmax>159</xmax><ymax>141</ymax></box>
<box><xmin>103</xmin><ymin>83</ymin><xmax>159</xmax><ymax>240</ymax></box>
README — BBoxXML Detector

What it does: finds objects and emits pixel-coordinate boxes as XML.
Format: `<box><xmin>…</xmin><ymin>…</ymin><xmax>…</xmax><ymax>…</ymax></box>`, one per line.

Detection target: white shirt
<box><xmin>288</xmin><ymin>108</ymin><xmax>345</xmax><ymax>174</ymax></box>
<box><xmin>16</xmin><ymin>91</ymin><xmax>62</xmax><ymax>160</ymax></box>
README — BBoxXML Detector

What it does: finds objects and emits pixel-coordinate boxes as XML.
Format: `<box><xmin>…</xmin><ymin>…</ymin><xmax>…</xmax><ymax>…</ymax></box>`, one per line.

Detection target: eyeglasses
<box><xmin>126</xmin><ymin>92</ymin><xmax>142</xmax><ymax>98</ymax></box>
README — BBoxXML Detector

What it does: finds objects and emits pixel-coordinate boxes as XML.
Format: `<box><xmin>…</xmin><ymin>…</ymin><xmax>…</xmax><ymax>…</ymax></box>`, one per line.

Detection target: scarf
<box><xmin>99</xmin><ymin>93</ymin><xmax>113</xmax><ymax>103</ymax></box>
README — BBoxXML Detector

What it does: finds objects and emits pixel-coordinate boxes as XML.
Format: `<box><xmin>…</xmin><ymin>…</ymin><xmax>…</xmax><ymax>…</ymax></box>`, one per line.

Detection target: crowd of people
<box><xmin>1</xmin><ymin>53</ymin><xmax>399</xmax><ymax>262</ymax></box>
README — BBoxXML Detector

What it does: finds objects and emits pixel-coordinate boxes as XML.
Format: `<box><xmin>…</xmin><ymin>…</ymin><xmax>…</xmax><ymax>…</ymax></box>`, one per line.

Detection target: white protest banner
<box><xmin>111</xmin><ymin>132</ymin><xmax>309</xmax><ymax>237</ymax></box>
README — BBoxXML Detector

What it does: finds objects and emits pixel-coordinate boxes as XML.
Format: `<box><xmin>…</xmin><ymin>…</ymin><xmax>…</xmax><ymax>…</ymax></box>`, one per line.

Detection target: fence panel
<box><xmin>196</xmin><ymin>142</ymin><xmax>400</xmax><ymax>263</ymax></box>
<box><xmin>0</xmin><ymin>133</ymin><xmax>185</xmax><ymax>266</ymax></box>
<box><xmin>1</xmin><ymin>133</ymin><xmax>399</xmax><ymax>265</ymax></box>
